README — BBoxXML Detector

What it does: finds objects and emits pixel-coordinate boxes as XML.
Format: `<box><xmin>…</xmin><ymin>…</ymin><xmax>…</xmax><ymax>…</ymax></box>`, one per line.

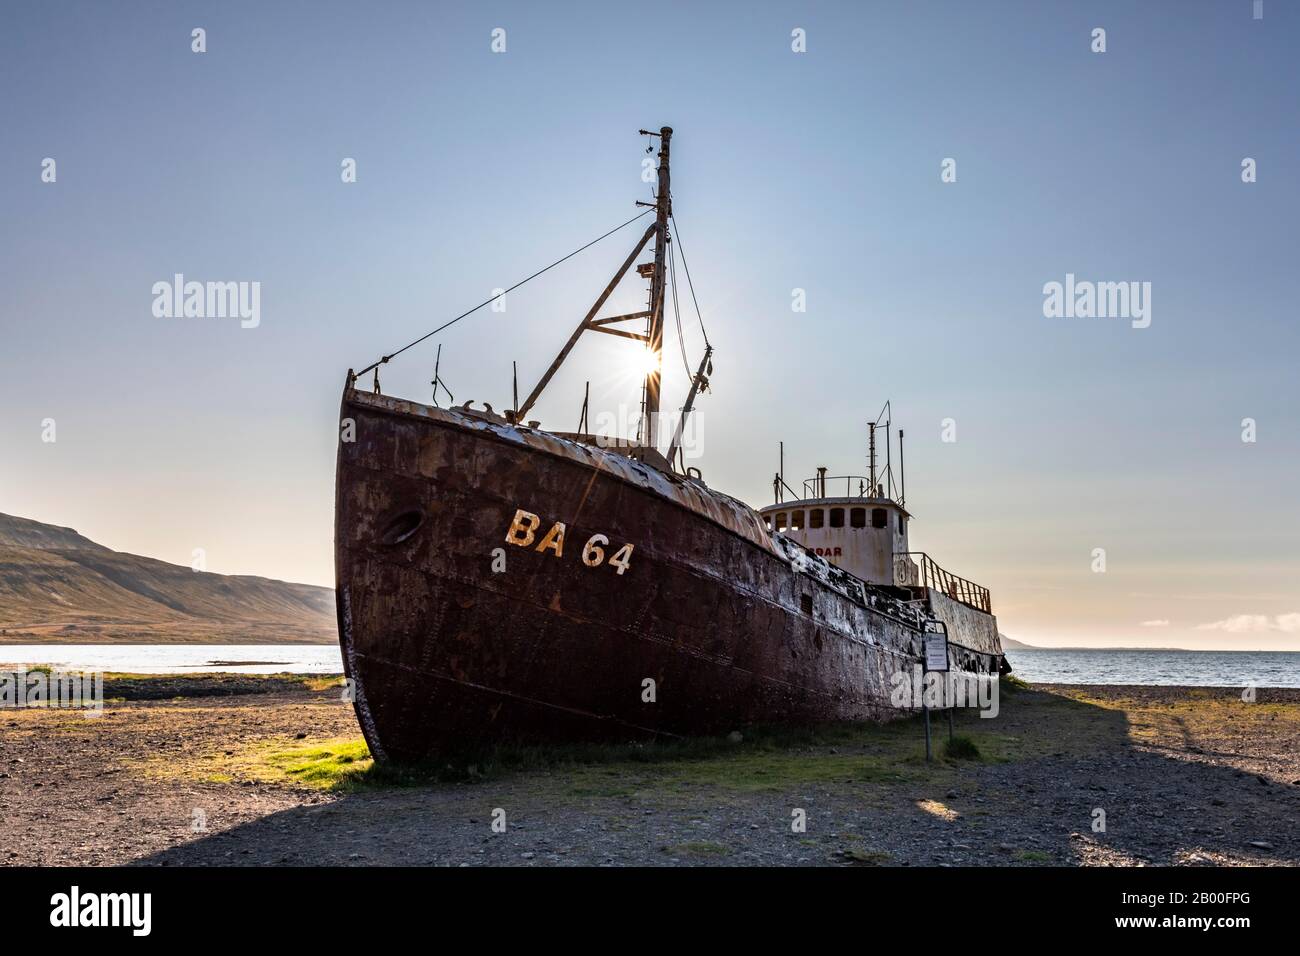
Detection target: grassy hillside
<box><xmin>0</xmin><ymin>513</ymin><xmax>335</xmax><ymax>644</ymax></box>
<box><xmin>0</xmin><ymin>513</ymin><xmax>109</xmax><ymax>551</ymax></box>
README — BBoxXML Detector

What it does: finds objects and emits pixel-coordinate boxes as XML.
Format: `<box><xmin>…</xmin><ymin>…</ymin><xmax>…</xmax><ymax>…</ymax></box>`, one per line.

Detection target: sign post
<box><xmin>921</xmin><ymin>620</ymin><xmax>950</xmax><ymax>762</ymax></box>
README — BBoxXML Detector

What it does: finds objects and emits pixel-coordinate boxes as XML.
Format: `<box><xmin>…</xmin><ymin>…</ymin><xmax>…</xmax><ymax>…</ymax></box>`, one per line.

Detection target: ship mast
<box><xmin>513</xmin><ymin>126</ymin><xmax>685</xmax><ymax>467</ymax></box>
<box><xmin>354</xmin><ymin>126</ymin><xmax>707</xmax><ymax>459</ymax></box>
<box><xmin>640</xmin><ymin>126</ymin><xmax>672</xmax><ymax>448</ymax></box>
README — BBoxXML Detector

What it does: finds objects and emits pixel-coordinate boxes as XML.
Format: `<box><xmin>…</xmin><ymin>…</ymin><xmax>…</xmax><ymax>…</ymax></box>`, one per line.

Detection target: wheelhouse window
<box><xmin>790</xmin><ymin>510</ymin><xmax>805</xmax><ymax>531</ymax></box>
<box><xmin>897</xmin><ymin>513</ymin><xmax>906</xmax><ymax>533</ymax></box>
<box><xmin>809</xmin><ymin>509</ymin><xmax>824</xmax><ymax>529</ymax></box>
<box><xmin>850</xmin><ymin>507</ymin><xmax>866</xmax><ymax>528</ymax></box>
<box><xmin>775</xmin><ymin>512</ymin><xmax>787</xmax><ymax>532</ymax></box>
<box><xmin>871</xmin><ymin>508</ymin><xmax>887</xmax><ymax>529</ymax></box>
<box><xmin>829</xmin><ymin>507</ymin><xmax>845</xmax><ymax>528</ymax></box>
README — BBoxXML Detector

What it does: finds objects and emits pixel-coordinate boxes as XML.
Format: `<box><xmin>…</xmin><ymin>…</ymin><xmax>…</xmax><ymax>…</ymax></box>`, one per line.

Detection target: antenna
<box><xmin>883</xmin><ymin>429</ymin><xmax>894</xmax><ymax>502</ymax></box>
<box><xmin>430</xmin><ymin>344</ymin><xmax>454</xmax><ymax>406</ymax></box>
<box><xmin>431</xmin><ymin>345</ymin><xmax>441</xmax><ymax>406</ymax></box>
<box><xmin>885</xmin><ymin>421</ymin><xmax>893</xmax><ymax>499</ymax></box>
<box><xmin>869</xmin><ymin>400</ymin><xmax>893</xmax><ymax>500</ymax></box>
<box><xmin>511</xmin><ymin>361</ymin><xmax>519</xmax><ymax>422</ymax></box>
<box><xmin>868</xmin><ymin>423</ymin><xmax>877</xmax><ymax>497</ymax></box>
<box><xmin>899</xmin><ymin>428</ymin><xmax>906</xmax><ymax>509</ymax></box>
<box><xmin>578</xmin><ymin>381</ymin><xmax>590</xmax><ymax>433</ymax></box>
<box><xmin>779</xmin><ymin>441</ymin><xmax>785</xmax><ymax>503</ymax></box>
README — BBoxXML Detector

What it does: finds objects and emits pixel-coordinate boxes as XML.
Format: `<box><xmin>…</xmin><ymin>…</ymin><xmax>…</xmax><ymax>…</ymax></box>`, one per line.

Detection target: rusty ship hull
<box><xmin>335</xmin><ymin>387</ymin><xmax>1000</xmax><ymax>762</ymax></box>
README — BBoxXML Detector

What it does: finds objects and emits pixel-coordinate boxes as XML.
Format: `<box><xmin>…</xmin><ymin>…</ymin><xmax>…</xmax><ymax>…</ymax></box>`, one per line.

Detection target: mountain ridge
<box><xmin>0</xmin><ymin>512</ymin><xmax>335</xmax><ymax>644</ymax></box>
<box><xmin>999</xmin><ymin>634</ymin><xmax>1036</xmax><ymax>649</ymax></box>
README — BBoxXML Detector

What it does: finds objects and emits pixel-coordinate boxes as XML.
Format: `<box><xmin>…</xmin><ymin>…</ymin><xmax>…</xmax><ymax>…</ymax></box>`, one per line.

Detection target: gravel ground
<box><xmin>1</xmin><ymin>679</ymin><xmax>1296</xmax><ymax>866</ymax></box>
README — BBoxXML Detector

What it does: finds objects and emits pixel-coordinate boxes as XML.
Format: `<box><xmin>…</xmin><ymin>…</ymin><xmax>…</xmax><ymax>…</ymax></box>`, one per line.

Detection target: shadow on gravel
<box><xmin>133</xmin><ymin>686</ymin><xmax>1300</xmax><ymax>867</ymax></box>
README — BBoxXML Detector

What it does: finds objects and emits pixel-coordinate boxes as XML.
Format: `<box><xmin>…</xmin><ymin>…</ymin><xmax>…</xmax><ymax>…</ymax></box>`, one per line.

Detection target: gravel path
<box><xmin>1</xmin><ymin>680</ymin><xmax>1296</xmax><ymax>866</ymax></box>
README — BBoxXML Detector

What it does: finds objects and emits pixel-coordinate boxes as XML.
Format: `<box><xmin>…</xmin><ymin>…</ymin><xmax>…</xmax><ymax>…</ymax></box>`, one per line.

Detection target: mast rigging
<box><xmin>352</xmin><ymin>125</ymin><xmax>712</xmax><ymax>475</ymax></box>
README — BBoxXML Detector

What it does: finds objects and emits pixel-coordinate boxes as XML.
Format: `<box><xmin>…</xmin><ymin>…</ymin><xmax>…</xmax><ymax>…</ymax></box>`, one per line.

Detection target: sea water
<box><xmin>1</xmin><ymin>644</ymin><xmax>1296</xmax><ymax>686</ymax></box>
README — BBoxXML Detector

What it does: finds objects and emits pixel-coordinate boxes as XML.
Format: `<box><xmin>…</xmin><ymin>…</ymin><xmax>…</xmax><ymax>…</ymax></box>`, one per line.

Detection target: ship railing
<box><xmin>894</xmin><ymin>552</ymin><xmax>991</xmax><ymax>614</ymax></box>
<box><xmin>800</xmin><ymin>475</ymin><xmax>876</xmax><ymax>499</ymax></box>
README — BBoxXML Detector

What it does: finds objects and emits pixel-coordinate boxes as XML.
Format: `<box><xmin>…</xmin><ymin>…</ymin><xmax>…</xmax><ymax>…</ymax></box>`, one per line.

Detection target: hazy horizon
<box><xmin>3</xmin><ymin>2</ymin><xmax>1298</xmax><ymax>652</ymax></box>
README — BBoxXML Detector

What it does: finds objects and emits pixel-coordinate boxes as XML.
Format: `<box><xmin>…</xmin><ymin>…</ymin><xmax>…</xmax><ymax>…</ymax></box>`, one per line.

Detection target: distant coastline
<box><xmin>0</xmin><ymin>512</ymin><xmax>335</xmax><ymax>645</ymax></box>
<box><xmin>1009</xmin><ymin>643</ymin><xmax>1197</xmax><ymax>652</ymax></box>
<box><xmin>1007</xmin><ymin>643</ymin><xmax>1300</xmax><ymax>653</ymax></box>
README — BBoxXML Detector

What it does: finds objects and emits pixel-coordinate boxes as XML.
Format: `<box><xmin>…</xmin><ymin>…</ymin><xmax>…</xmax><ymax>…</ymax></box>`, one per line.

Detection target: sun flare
<box><xmin>624</xmin><ymin>345</ymin><xmax>662</xmax><ymax>380</ymax></box>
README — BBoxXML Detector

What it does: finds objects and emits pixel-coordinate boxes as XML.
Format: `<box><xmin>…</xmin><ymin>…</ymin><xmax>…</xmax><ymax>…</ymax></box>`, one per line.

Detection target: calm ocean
<box><xmin>1005</xmin><ymin>648</ymin><xmax>1300</xmax><ymax>688</ymax></box>
<box><xmin>1</xmin><ymin>644</ymin><xmax>1297</xmax><ymax>687</ymax></box>
<box><xmin>0</xmin><ymin>644</ymin><xmax>344</xmax><ymax>675</ymax></box>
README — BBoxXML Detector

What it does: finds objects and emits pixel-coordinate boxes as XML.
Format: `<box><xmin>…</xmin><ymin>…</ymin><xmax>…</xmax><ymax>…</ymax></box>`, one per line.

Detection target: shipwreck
<box><xmin>335</xmin><ymin>127</ymin><xmax>1005</xmax><ymax>761</ymax></box>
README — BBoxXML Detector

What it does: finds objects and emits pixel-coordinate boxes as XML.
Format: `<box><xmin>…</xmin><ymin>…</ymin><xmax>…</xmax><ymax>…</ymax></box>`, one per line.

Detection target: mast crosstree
<box><xmin>514</xmin><ymin>126</ymin><xmax>704</xmax><ymax>469</ymax></box>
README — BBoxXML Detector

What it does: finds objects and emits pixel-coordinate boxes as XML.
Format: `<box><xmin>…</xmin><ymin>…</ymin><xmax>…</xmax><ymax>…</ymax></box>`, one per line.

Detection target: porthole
<box><xmin>379</xmin><ymin>509</ymin><xmax>424</xmax><ymax>546</ymax></box>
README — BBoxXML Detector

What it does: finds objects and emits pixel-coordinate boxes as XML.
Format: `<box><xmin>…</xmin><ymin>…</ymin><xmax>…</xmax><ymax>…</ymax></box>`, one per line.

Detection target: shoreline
<box><xmin>0</xmin><ymin>639</ymin><xmax>339</xmax><ymax>647</ymax></box>
<box><xmin>4</xmin><ymin>666</ymin><xmax>1297</xmax><ymax>692</ymax></box>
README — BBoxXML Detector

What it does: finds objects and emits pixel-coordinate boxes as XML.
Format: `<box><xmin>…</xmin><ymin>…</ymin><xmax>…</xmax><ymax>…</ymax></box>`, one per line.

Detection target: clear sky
<box><xmin>2</xmin><ymin>1</ymin><xmax>1297</xmax><ymax>650</ymax></box>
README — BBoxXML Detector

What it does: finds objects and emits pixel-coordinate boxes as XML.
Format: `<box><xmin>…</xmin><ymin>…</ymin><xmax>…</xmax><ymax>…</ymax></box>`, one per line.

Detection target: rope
<box><xmin>357</xmin><ymin>208</ymin><xmax>654</xmax><ymax>377</ymax></box>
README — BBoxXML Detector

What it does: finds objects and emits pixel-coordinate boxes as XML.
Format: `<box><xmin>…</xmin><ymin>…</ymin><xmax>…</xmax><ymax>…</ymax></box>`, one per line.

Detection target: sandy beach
<box><xmin>1</xmin><ymin>676</ymin><xmax>1296</xmax><ymax>867</ymax></box>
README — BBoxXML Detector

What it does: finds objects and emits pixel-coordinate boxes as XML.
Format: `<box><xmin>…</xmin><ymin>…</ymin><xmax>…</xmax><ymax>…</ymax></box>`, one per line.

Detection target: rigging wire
<box><xmin>668</xmin><ymin>235</ymin><xmax>693</xmax><ymax>379</ymax></box>
<box><xmin>357</xmin><ymin>207</ymin><xmax>655</xmax><ymax>378</ymax></box>
<box><xmin>668</xmin><ymin>211</ymin><xmax>710</xmax><ymax>348</ymax></box>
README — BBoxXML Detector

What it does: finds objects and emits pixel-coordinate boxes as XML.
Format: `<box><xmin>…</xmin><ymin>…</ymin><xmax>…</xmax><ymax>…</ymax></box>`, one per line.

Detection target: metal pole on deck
<box><xmin>779</xmin><ymin>442</ymin><xmax>785</xmax><ymax>504</ymax></box>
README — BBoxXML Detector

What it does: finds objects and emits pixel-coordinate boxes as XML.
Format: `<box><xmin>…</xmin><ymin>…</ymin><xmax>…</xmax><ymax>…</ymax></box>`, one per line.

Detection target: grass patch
<box><xmin>6</xmin><ymin>664</ymin><xmax>54</xmax><ymax>676</ymax></box>
<box><xmin>140</xmin><ymin>735</ymin><xmax>375</xmax><ymax>791</ymax></box>
<box><xmin>507</xmin><ymin>718</ymin><xmax>1027</xmax><ymax>797</ymax></box>
<box><xmin>301</xmin><ymin>675</ymin><xmax>347</xmax><ymax>693</ymax></box>
<box><xmin>137</xmin><ymin>693</ymin><xmax>1058</xmax><ymax>797</ymax></box>
<box><xmin>649</xmin><ymin>751</ymin><xmax>917</xmax><ymax>793</ymax></box>
<box><xmin>262</xmin><ymin>739</ymin><xmax>373</xmax><ymax>788</ymax></box>
<box><xmin>304</xmin><ymin>726</ymin><xmax>937</xmax><ymax>795</ymax></box>
<box><xmin>943</xmin><ymin>735</ymin><xmax>982</xmax><ymax>761</ymax></box>
<box><xmin>1000</xmin><ymin>674</ymin><xmax>1032</xmax><ymax>694</ymax></box>
<box><xmin>147</xmin><ymin>716</ymin><xmax>965</xmax><ymax>795</ymax></box>
<box><xmin>99</xmin><ymin>672</ymin><xmax>336</xmax><ymax>701</ymax></box>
